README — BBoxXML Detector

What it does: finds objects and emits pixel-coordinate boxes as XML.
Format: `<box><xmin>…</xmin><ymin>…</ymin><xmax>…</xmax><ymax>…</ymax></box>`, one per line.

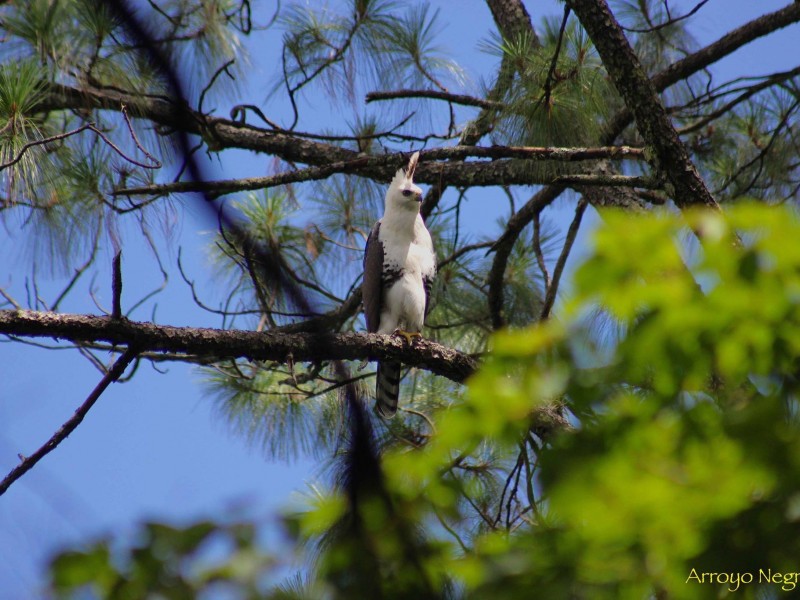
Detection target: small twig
<box><xmin>675</xmin><ymin>65</ymin><xmax>800</xmax><ymax>136</ymax></box>
<box><xmin>434</xmin><ymin>508</ymin><xmax>470</xmax><ymax>553</ymax></box>
<box><xmin>622</xmin><ymin>0</ymin><xmax>711</xmax><ymax>34</ymax></box>
<box><xmin>540</xmin><ymin>199</ymin><xmax>587</xmax><ymax>320</ymax></box>
<box><xmin>0</xmin><ymin>287</ymin><xmax>21</xmax><ymax>310</ymax></box>
<box><xmin>51</xmin><ymin>228</ymin><xmax>100</xmax><ymax>312</ymax></box>
<box><xmin>230</xmin><ymin>105</ymin><xmax>416</xmax><ymax>143</ymax></box>
<box><xmin>401</xmin><ymin>407</ymin><xmax>437</xmax><ymax>435</ymax></box>
<box><xmin>437</xmin><ymin>241</ymin><xmax>495</xmax><ymax>270</ymax></box>
<box><xmin>505</xmin><ymin>451</ymin><xmax>525</xmax><ymax>530</ymax></box>
<box><xmin>495</xmin><ymin>451</ymin><xmax>525</xmax><ymax>527</ymax></box>
<box><xmin>112</xmin><ymin>251</ymin><xmax>123</xmax><ymax>319</ymax></box>
<box><xmin>714</xmin><ymin>97</ymin><xmax>800</xmax><ymax>196</ymax></box>
<box><xmin>0</xmin><ymin>120</ymin><xmax>161</xmax><ymax>173</ymax></box>
<box><xmin>541</xmin><ymin>5</ymin><xmax>571</xmax><ymax>109</ymax></box>
<box><xmin>0</xmin><ymin>348</ymin><xmax>138</xmax><ymax>497</ymax></box>
<box><xmin>198</xmin><ymin>59</ymin><xmax>236</xmax><ymax>114</ymax></box>
<box><xmin>520</xmin><ymin>438</ymin><xmax>541</xmax><ymax>523</ymax></box>
<box><xmin>533</xmin><ymin>212</ymin><xmax>551</xmax><ymax>291</ymax></box>
<box><xmin>123</xmin><ymin>225</ymin><xmax>168</xmax><ymax>317</ymax></box>
<box><xmin>283</xmin><ymin>12</ymin><xmax>362</xmax><ymax>130</ymax></box>
<box><xmin>120</xmin><ymin>104</ymin><xmax>163</xmax><ymax>168</ymax></box>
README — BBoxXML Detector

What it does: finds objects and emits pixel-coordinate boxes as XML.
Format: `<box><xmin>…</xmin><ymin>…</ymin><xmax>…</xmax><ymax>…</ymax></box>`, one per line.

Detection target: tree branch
<box><xmin>422</xmin><ymin>0</ymin><xmax>537</xmax><ymax>218</ymax></box>
<box><xmin>31</xmin><ymin>4</ymin><xmax>799</xmax><ymax>182</ymax></box>
<box><xmin>0</xmin><ymin>347</ymin><xmax>138</xmax><ymax>497</ymax></box>
<box><xmin>111</xmin><ymin>145</ymin><xmax>647</xmax><ymax>198</ymax></box>
<box><xmin>0</xmin><ymin>309</ymin><xmax>478</xmax><ymax>384</ymax></box>
<box><xmin>366</xmin><ymin>89</ymin><xmax>504</xmax><ymax>110</ymax></box>
<box><xmin>487</xmin><ymin>185</ymin><xmax>566</xmax><ymax>329</ymax></box>
<box><xmin>485</xmin><ymin>3</ymin><xmax>800</xmax><ymax>329</ymax></box>
<box><xmin>540</xmin><ymin>199</ymin><xmax>587</xmax><ymax>320</ymax></box>
<box><xmin>565</xmin><ymin>0</ymin><xmax>719</xmax><ymax>210</ymax></box>
<box><xmin>603</xmin><ymin>2</ymin><xmax>800</xmax><ymax>143</ymax></box>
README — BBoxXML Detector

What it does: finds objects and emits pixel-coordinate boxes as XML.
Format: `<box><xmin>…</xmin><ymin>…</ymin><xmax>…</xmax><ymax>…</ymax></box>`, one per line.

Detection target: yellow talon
<box><xmin>393</xmin><ymin>329</ymin><xmax>422</xmax><ymax>345</ymax></box>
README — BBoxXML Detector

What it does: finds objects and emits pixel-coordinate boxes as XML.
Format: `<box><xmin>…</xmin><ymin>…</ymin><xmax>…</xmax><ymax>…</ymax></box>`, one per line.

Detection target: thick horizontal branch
<box><xmin>112</xmin><ymin>145</ymin><xmax>648</xmax><ymax>197</ymax></box>
<box><xmin>0</xmin><ymin>310</ymin><xmax>478</xmax><ymax>384</ymax></box>
<box><xmin>36</xmin><ymin>82</ymin><xmax>359</xmax><ymax>164</ymax></box>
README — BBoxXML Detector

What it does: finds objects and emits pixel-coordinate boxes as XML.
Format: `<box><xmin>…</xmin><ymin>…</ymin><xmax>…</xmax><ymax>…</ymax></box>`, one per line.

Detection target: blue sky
<box><xmin>1</xmin><ymin>0</ymin><xmax>798</xmax><ymax>596</ymax></box>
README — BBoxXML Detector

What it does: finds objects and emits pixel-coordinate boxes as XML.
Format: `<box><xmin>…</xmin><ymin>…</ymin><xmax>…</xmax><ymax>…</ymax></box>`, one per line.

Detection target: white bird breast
<box><xmin>379</xmin><ymin>238</ymin><xmax>435</xmax><ymax>334</ymax></box>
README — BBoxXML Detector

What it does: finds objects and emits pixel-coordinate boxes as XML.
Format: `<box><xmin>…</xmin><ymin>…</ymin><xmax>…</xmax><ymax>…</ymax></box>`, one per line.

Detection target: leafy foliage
<box><xmin>50</xmin><ymin>519</ymin><xmax>271</xmax><ymax>599</ymax></box>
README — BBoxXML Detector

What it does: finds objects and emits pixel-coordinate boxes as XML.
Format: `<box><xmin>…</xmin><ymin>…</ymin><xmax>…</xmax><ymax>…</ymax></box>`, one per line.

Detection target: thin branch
<box><xmin>282</xmin><ymin>10</ymin><xmax>363</xmax><ymax>130</ymax></box>
<box><xmin>604</xmin><ymin>2</ymin><xmax>800</xmax><ymax>144</ymax></box>
<box><xmin>433</xmin><ymin>507</ymin><xmax>470</xmax><ymax>553</ymax></box>
<box><xmin>540</xmin><ymin>199</ymin><xmax>587</xmax><ymax>321</ymax></box>
<box><xmin>437</xmin><ymin>241</ymin><xmax>496</xmax><ymax>270</ymax></box>
<box><xmin>0</xmin><ymin>117</ymin><xmax>161</xmax><ymax>173</ymax></box>
<box><xmin>51</xmin><ymin>230</ymin><xmax>100</xmax><ymax>312</ymax></box>
<box><xmin>0</xmin><ymin>288</ymin><xmax>22</xmax><ymax>310</ymax></box>
<box><xmin>198</xmin><ymin>59</ymin><xmax>236</xmax><ymax>114</ymax></box>
<box><xmin>532</xmin><ymin>212</ymin><xmax>551</xmax><ymax>291</ymax></box>
<box><xmin>675</xmin><ymin>65</ymin><xmax>800</xmax><ymax>136</ymax></box>
<box><xmin>487</xmin><ymin>185</ymin><xmax>566</xmax><ymax>330</ymax></box>
<box><xmin>495</xmin><ymin>450</ymin><xmax>525</xmax><ymax>527</ymax></box>
<box><xmin>621</xmin><ymin>0</ymin><xmax>711</xmax><ymax>34</ymax></box>
<box><xmin>714</xmin><ymin>96</ymin><xmax>800</xmax><ymax>196</ymax></box>
<box><xmin>231</xmin><ymin>105</ymin><xmax>418</xmax><ymax>143</ymax></box>
<box><xmin>119</xmin><ymin>104</ymin><xmax>163</xmax><ymax>168</ymax></box>
<box><xmin>541</xmin><ymin>5</ymin><xmax>571</xmax><ymax>109</ymax></box>
<box><xmin>0</xmin><ymin>348</ymin><xmax>138</xmax><ymax>497</ymax></box>
<box><xmin>366</xmin><ymin>89</ymin><xmax>504</xmax><ymax>110</ymax></box>
<box><xmin>123</xmin><ymin>226</ymin><xmax>169</xmax><ymax>318</ymax></box>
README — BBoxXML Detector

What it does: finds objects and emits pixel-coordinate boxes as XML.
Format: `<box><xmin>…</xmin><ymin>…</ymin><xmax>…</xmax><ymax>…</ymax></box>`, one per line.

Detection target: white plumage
<box><xmin>362</xmin><ymin>152</ymin><xmax>436</xmax><ymax>418</ymax></box>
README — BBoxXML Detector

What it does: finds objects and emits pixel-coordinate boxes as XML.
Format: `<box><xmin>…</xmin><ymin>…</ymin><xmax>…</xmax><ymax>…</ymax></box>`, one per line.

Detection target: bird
<box><xmin>362</xmin><ymin>152</ymin><xmax>436</xmax><ymax>418</ymax></box>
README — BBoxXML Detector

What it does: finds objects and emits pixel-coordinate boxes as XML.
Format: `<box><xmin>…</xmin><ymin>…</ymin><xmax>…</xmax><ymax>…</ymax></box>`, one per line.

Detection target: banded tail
<box><xmin>375</xmin><ymin>361</ymin><xmax>401</xmax><ymax>418</ymax></box>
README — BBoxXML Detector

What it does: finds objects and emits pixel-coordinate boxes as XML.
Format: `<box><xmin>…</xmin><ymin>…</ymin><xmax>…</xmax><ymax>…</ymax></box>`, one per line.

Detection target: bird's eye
<box><xmin>402</xmin><ymin>189</ymin><xmax>413</xmax><ymax>197</ymax></box>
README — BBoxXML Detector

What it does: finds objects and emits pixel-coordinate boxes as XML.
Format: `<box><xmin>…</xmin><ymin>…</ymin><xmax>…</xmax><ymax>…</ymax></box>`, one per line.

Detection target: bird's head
<box><xmin>385</xmin><ymin>151</ymin><xmax>423</xmax><ymax>212</ymax></box>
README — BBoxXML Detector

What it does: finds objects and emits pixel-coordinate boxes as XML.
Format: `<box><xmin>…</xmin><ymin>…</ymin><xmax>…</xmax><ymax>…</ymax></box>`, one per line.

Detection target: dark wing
<box><xmin>362</xmin><ymin>221</ymin><xmax>384</xmax><ymax>333</ymax></box>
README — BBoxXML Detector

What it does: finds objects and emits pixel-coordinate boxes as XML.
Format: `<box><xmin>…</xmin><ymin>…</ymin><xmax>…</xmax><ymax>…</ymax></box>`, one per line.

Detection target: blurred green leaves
<box><xmin>462</xmin><ymin>203</ymin><xmax>800</xmax><ymax>597</ymax></box>
<box><xmin>50</xmin><ymin>519</ymin><xmax>271</xmax><ymax>599</ymax></box>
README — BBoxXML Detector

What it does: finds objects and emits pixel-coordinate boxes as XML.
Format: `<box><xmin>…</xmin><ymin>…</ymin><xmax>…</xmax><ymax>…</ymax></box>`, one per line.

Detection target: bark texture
<box><xmin>0</xmin><ymin>310</ymin><xmax>478</xmax><ymax>384</ymax></box>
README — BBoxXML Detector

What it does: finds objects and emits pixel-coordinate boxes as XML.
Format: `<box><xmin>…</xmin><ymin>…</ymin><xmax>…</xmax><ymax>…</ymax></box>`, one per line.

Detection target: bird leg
<box><xmin>392</xmin><ymin>329</ymin><xmax>421</xmax><ymax>345</ymax></box>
